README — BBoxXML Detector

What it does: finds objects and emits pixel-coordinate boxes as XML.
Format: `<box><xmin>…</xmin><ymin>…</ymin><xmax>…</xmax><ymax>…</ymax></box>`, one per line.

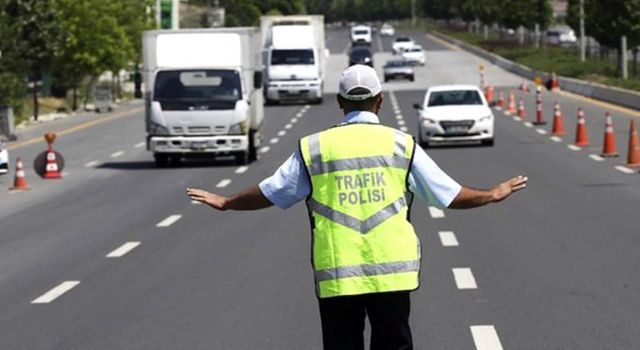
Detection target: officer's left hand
<box><xmin>187</xmin><ymin>188</ymin><xmax>227</xmax><ymax>210</ymax></box>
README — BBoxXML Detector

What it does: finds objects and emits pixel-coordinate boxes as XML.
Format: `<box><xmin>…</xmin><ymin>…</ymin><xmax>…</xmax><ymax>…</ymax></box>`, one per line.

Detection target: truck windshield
<box><xmin>154</xmin><ymin>70</ymin><xmax>242</xmax><ymax>110</ymax></box>
<box><xmin>271</xmin><ymin>49</ymin><xmax>315</xmax><ymax>65</ymax></box>
<box><xmin>428</xmin><ymin>90</ymin><xmax>483</xmax><ymax>107</ymax></box>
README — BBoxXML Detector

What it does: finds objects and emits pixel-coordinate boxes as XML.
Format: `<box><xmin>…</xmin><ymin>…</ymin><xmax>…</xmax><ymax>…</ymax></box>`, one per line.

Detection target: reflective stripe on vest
<box><xmin>300</xmin><ymin>123</ymin><xmax>420</xmax><ymax>298</ymax></box>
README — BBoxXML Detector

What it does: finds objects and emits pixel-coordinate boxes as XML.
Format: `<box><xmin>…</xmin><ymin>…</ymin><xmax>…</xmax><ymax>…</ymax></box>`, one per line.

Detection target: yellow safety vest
<box><xmin>299</xmin><ymin>123</ymin><xmax>421</xmax><ymax>298</ymax></box>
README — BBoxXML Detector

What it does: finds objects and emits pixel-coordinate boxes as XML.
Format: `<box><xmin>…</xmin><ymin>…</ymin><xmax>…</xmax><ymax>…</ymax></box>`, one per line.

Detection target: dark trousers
<box><xmin>317</xmin><ymin>291</ymin><xmax>413</xmax><ymax>350</ymax></box>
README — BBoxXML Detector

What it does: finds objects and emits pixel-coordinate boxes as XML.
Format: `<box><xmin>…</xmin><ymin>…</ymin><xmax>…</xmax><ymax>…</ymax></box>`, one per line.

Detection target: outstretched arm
<box><xmin>449</xmin><ymin>175</ymin><xmax>527</xmax><ymax>209</ymax></box>
<box><xmin>187</xmin><ymin>186</ymin><xmax>274</xmax><ymax>211</ymax></box>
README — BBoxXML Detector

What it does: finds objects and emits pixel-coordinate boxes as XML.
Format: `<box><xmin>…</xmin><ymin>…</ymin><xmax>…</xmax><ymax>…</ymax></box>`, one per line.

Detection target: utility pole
<box><xmin>621</xmin><ymin>36</ymin><xmax>628</xmax><ymax>79</ymax></box>
<box><xmin>579</xmin><ymin>0</ymin><xmax>586</xmax><ymax>62</ymax></box>
<box><xmin>411</xmin><ymin>0</ymin><xmax>416</xmax><ymax>27</ymax></box>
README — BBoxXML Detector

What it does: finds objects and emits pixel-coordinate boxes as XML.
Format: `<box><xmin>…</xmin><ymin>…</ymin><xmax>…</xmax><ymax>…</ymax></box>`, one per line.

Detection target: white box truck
<box><xmin>261</xmin><ymin>15</ymin><xmax>326</xmax><ymax>104</ymax></box>
<box><xmin>142</xmin><ymin>28</ymin><xmax>264</xmax><ymax>166</ymax></box>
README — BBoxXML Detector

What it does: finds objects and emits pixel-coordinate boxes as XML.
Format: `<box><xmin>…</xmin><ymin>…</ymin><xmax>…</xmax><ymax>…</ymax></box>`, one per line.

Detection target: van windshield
<box><xmin>354</xmin><ymin>30</ymin><xmax>369</xmax><ymax>35</ymax></box>
<box><xmin>428</xmin><ymin>90</ymin><xmax>483</xmax><ymax>107</ymax></box>
<box><xmin>154</xmin><ymin>70</ymin><xmax>242</xmax><ymax>110</ymax></box>
<box><xmin>271</xmin><ymin>49</ymin><xmax>315</xmax><ymax>65</ymax></box>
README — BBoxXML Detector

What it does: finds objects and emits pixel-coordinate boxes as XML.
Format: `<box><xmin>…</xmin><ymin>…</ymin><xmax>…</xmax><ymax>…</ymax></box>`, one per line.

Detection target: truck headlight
<box><xmin>229</xmin><ymin>120</ymin><xmax>248</xmax><ymax>135</ymax></box>
<box><xmin>149</xmin><ymin>122</ymin><xmax>170</xmax><ymax>136</ymax></box>
<box><xmin>478</xmin><ymin>115</ymin><xmax>493</xmax><ymax>123</ymax></box>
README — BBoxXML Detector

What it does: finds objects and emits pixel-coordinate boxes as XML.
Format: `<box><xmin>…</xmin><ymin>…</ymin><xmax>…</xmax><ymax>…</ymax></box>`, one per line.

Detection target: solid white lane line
<box><xmin>523</xmin><ymin>121</ymin><xmax>533</xmax><ymax>128</ymax></box>
<box><xmin>110</xmin><ymin>150</ymin><xmax>125</xmax><ymax>158</ymax></box>
<box><xmin>536</xmin><ymin>128</ymin><xmax>548</xmax><ymax>135</ymax></box>
<box><xmin>615</xmin><ymin>165</ymin><xmax>635</xmax><ymax>174</ymax></box>
<box><xmin>285</xmin><ymin>124</ymin><xmax>292</xmax><ymax>129</ymax></box>
<box><xmin>452</xmin><ymin>268</ymin><xmax>478</xmax><ymax>289</ymax></box>
<box><xmin>85</xmin><ymin>160</ymin><xmax>101</xmax><ymax>168</ymax></box>
<box><xmin>438</xmin><ymin>231</ymin><xmax>459</xmax><ymax>247</ymax></box>
<box><xmin>470</xmin><ymin>325</ymin><xmax>504</xmax><ymax>350</ymax></box>
<box><xmin>399</xmin><ymin>126</ymin><xmax>409</xmax><ymax>132</ymax></box>
<box><xmin>567</xmin><ymin>145</ymin><xmax>581</xmax><ymax>151</ymax></box>
<box><xmin>31</xmin><ymin>281</ymin><xmax>80</xmax><ymax>304</ymax></box>
<box><xmin>589</xmin><ymin>154</ymin><xmax>605</xmax><ymax>162</ymax></box>
<box><xmin>106</xmin><ymin>242</ymin><xmax>140</xmax><ymax>258</ymax></box>
<box><xmin>270</xmin><ymin>137</ymin><xmax>279</xmax><ymax>144</ymax></box>
<box><xmin>216</xmin><ymin>179</ymin><xmax>231</xmax><ymax>188</ymax></box>
<box><xmin>428</xmin><ymin>206</ymin><xmax>445</xmax><ymax>218</ymax></box>
<box><xmin>156</xmin><ymin>215</ymin><xmax>182</xmax><ymax>227</ymax></box>
<box><xmin>134</xmin><ymin>141</ymin><xmax>146</xmax><ymax>148</ymax></box>
<box><xmin>398</xmin><ymin>120</ymin><xmax>406</xmax><ymax>126</ymax></box>
<box><xmin>235</xmin><ymin>166</ymin><xmax>249</xmax><ymax>174</ymax></box>
<box><xmin>260</xmin><ymin>146</ymin><xmax>271</xmax><ymax>153</ymax></box>
<box><xmin>278</xmin><ymin>130</ymin><xmax>286</xmax><ymax>137</ymax></box>
<box><xmin>550</xmin><ymin>136</ymin><xmax>562</xmax><ymax>142</ymax></box>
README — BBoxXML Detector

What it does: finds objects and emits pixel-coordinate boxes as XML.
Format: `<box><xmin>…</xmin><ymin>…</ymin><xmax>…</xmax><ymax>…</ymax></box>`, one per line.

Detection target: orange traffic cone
<box><xmin>517</xmin><ymin>100</ymin><xmax>526</xmax><ymax>119</ymax></box>
<box><xmin>533</xmin><ymin>86</ymin><xmax>546</xmax><ymax>125</ymax></box>
<box><xmin>44</xmin><ymin>148</ymin><xmax>62</xmax><ymax>179</ymax></box>
<box><xmin>601</xmin><ymin>112</ymin><xmax>619</xmax><ymax>157</ymax></box>
<box><xmin>626</xmin><ymin>119</ymin><xmax>640</xmax><ymax>167</ymax></box>
<box><xmin>507</xmin><ymin>92</ymin><xmax>517</xmax><ymax>114</ymax></box>
<box><xmin>519</xmin><ymin>80</ymin><xmax>530</xmax><ymax>93</ymax></box>
<box><xmin>551</xmin><ymin>101</ymin><xmax>565</xmax><ymax>136</ymax></box>
<box><xmin>496</xmin><ymin>92</ymin><xmax>505</xmax><ymax>109</ymax></box>
<box><xmin>574</xmin><ymin>108</ymin><xmax>589</xmax><ymax>146</ymax></box>
<box><xmin>485</xmin><ymin>85</ymin><xmax>494</xmax><ymax>105</ymax></box>
<box><xmin>9</xmin><ymin>157</ymin><xmax>30</xmax><ymax>191</ymax></box>
<box><xmin>550</xmin><ymin>71</ymin><xmax>559</xmax><ymax>90</ymax></box>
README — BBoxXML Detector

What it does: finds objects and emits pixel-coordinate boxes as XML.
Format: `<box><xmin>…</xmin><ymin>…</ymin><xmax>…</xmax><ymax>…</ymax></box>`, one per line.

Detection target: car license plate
<box><xmin>190</xmin><ymin>141</ymin><xmax>208</xmax><ymax>151</ymax></box>
<box><xmin>446</xmin><ymin>126</ymin><xmax>468</xmax><ymax>133</ymax></box>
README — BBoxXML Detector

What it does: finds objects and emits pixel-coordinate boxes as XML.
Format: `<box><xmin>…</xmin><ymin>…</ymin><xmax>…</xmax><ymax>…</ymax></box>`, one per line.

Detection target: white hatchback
<box><xmin>414</xmin><ymin>85</ymin><xmax>494</xmax><ymax>147</ymax></box>
<box><xmin>392</xmin><ymin>37</ymin><xmax>414</xmax><ymax>54</ymax></box>
<box><xmin>0</xmin><ymin>142</ymin><xmax>9</xmax><ymax>174</ymax></box>
<box><xmin>380</xmin><ymin>24</ymin><xmax>395</xmax><ymax>36</ymax></box>
<box><xmin>401</xmin><ymin>45</ymin><xmax>425</xmax><ymax>65</ymax></box>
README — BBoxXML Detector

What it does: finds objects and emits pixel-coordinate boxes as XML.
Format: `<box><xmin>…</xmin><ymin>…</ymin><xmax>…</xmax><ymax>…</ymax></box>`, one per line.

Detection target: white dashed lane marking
<box><xmin>567</xmin><ymin>145</ymin><xmax>581</xmax><ymax>151</ymax></box>
<box><xmin>285</xmin><ymin>124</ymin><xmax>292</xmax><ymax>129</ymax></box>
<box><xmin>512</xmin><ymin>116</ymin><xmax>520</xmax><ymax>121</ymax></box>
<box><xmin>395</xmin><ymin>114</ymin><xmax>403</xmax><ymax>120</ymax></box>
<box><xmin>399</xmin><ymin>126</ymin><xmax>408</xmax><ymax>132</ymax></box>
<box><xmin>536</xmin><ymin>129</ymin><xmax>548</xmax><ymax>135</ymax></box>
<box><xmin>452</xmin><ymin>267</ymin><xmax>478</xmax><ymax>289</ymax></box>
<box><xmin>550</xmin><ymin>136</ymin><xmax>562</xmax><ymax>142</ymax></box>
<box><xmin>216</xmin><ymin>179</ymin><xmax>232</xmax><ymax>188</ymax></box>
<box><xmin>523</xmin><ymin>121</ymin><xmax>533</xmax><ymax>128</ymax></box>
<box><xmin>235</xmin><ymin>166</ymin><xmax>249</xmax><ymax>174</ymax></box>
<box><xmin>278</xmin><ymin>130</ymin><xmax>286</xmax><ymax>137</ymax></box>
<box><xmin>398</xmin><ymin>120</ymin><xmax>405</xmax><ymax>126</ymax></box>
<box><xmin>85</xmin><ymin>160</ymin><xmax>101</xmax><ymax>168</ymax></box>
<box><xmin>428</xmin><ymin>206</ymin><xmax>445</xmax><ymax>218</ymax></box>
<box><xmin>31</xmin><ymin>281</ymin><xmax>80</xmax><ymax>304</ymax></box>
<box><xmin>270</xmin><ymin>138</ymin><xmax>279</xmax><ymax>144</ymax></box>
<box><xmin>156</xmin><ymin>215</ymin><xmax>182</xmax><ymax>228</ymax></box>
<box><xmin>110</xmin><ymin>151</ymin><xmax>125</xmax><ymax>158</ymax></box>
<box><xmin>134</xmin><ymin>141</ymin><xmax>146</xmax><ymax>148</ymax></box>
<box><xmin>191</xmin><ymin>200</ymin><xmax>201</xmax><ymax>205</ymax></box>
<box><xmin>291</xmin><ymin>118</ymin><xmax>298</xmax><ymax>123</ymax></box>
<box><xmin>260</xmin><ymin>146</ymin><xmax>271</xmax><ymax>153</ymax></box>
<box><xmin>615</xmin><ymin>165</ymin><xmax>635</xmax><ymax>174</ymax></box>
<box><xmin>106</xmin><ymin>242</ymin><xmax>140</xmax><ymax>258</ymax></box>
<box><xmin>470</xmin><ymin>325</ymin><xmax>504</xmax><ymax>350</ymax></box>
<box><xmin>589</xmin><ymin>154</ymin><xmax>605</xmax><ymax>162</ymax></box>
<box><xmin>438</xmin><ymin>231</ymin><xmax>459</xmax><ymax>247</ymax></box>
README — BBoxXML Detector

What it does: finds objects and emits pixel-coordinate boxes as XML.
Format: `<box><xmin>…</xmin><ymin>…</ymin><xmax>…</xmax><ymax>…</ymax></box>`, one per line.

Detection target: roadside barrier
<box><xmin>533</xmin><ymin>86</ymin><xmax>546</xmax><ymax>125</ymax></box>
<box><xmin>517</xmin><ymin>100</ymin><xmax>526</xmax><ymax>119</ymax></box>
<box><xmin>551</xmin><ymin>102</ymin><xmax>566</xmax><ymax>136</ymax></box>
<box><xmin>601</xmin><ymin>112</ymin><xmax>619</xmax><ymax>157</ymax></box>
<box><xmin>626</xmin><ymin>119</ymin><xmax>640</xmax><ymax>167</ymax></box>
<box><xmin>574</xmin><ymin>108</ymin><xmax>590</xmax><ymax>146</ymax></box>
<box><xmin>507</xmin><ymin>91</ymin><xmax>517</xmax><ymax>114</ymax></box>
<box><xmin>9</xmin><ymin>157</ymin><xmax>30</xmax><ymax>191</ymax></box>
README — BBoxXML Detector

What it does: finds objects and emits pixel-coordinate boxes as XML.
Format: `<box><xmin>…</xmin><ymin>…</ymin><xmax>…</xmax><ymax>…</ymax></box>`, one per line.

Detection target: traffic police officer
<box><xmin>187</xmin><ymin>65</ymin><xmax>527</xmax><ymax>350</ymax></box>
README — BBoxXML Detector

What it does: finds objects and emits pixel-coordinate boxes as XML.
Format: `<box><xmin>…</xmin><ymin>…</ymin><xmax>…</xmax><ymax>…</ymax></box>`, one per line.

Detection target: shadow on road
<box><xmin>98</xmin><ymin>158</ymin><xmax>239</xmax><ymax>170</ymax></box>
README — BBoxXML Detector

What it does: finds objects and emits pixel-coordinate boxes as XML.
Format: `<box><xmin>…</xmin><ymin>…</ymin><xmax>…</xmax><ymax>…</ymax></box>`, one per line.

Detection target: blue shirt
<box><xmin>259</xmin><ymin>111</ymin><xmax>462</xmax><ymax>209</ymax></box>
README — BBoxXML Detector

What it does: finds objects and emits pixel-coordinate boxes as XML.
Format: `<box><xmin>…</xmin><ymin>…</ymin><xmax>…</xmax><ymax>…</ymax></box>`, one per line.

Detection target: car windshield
<box><xmin>406</xmin><ymin>47</ymin><xmax>422</xmax><ymax>53</ymax></box>
<box><xmin>385</xmin><ymin>60</ymin><xmax>409</xmax><ymax>67</ymax></box>
<box><xmin>396</xmin><ymin>37</ymin><xmax>411</xmax><ymax>42</ymax></box>
<box><xmin>154</xmin><ymin>69</ymin><xmax>242</xmax><ymax>102</ymax></box>
<box><xmin>351</xmin><ymin>49</ymin><xmax>371</xmax><ymax>58</ymax></box>
<box><xmin>428</xmin><ymin>90</ymin><xmax>483</xmax><ymax>107</ymax></box>
<box><xmin>271</xmin><ymin>49</ymin><xmax>315</xmax><ymax>65</ymax></box>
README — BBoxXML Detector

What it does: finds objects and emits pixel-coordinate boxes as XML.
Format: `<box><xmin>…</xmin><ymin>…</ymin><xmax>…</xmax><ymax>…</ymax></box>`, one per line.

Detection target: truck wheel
<box><xmin>248</xmin><ymin>131</ymin><xmax>258</xmax><ymax>162</ymax></box>
<box><xmin>154</xmin><ymin>153</ymin><xmax>169</xmax><ymax>167</ymax></box>
<box><xmin>235</xmin><ymin>151</ymin><xmax>249</xmax><ymax>165</ymax></box>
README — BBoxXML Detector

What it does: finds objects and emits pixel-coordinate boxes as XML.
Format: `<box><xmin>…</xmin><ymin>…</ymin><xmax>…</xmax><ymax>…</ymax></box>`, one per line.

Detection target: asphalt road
<box><xmin>1</xmin><ymin>28</ymin><xmax>640</xmax><ymax>350</ymax></box>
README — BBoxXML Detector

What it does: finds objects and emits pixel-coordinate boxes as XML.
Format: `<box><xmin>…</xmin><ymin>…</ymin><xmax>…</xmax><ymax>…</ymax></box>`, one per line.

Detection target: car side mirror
<box><xmin>253</xmin><ymin>71</ymin><xmax>263</xmax><ymax>89</ymax></box>
<box><xmin>413</xmin><ymin>103</ymin><xmax>422</xmax><ymax>110</ymax></box>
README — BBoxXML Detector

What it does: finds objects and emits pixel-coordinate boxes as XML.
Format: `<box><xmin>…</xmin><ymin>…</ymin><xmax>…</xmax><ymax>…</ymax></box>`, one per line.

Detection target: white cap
<box><xmin>338</xmin><ymin>64</ymin><xmax>382</xmax><ymax>101</ymax></box>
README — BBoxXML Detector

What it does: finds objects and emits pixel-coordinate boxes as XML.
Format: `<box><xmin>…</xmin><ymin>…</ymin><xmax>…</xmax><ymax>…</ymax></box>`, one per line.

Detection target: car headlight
<box><xmin>229</xmin><ymin>120</ymin><xmax>248</xmax><ymax>135</ymax></box>
<box><xmin>149</xmin><ymin>122</ymin><xmax>170</xmax><ymax>136</ymax></box>
<box><xmin>422</xmin><ymin>118</ymin><xmax>436</xmax><ymax>126</ymax></box>
<box><xmin>478</xmin><ymin>115</ymin><xmax>493</xmax><ymax>123</ymax></box>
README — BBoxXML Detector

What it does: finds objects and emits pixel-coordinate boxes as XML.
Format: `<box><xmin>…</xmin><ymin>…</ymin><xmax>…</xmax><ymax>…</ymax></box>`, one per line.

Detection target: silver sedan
<box><xmin>383</xmin><ymin>59</ymin><xmax>414</xmax><ymax>82</ymax></box>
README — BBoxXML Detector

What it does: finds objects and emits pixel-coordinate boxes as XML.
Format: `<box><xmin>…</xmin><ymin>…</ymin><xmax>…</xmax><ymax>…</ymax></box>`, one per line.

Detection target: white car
<box><xmin>392</xmin><ymin>37</ymin><xmax>414</xmax><ymax>54</ymax></box>
<box><xmin>401</xmin><ymin>45</ymin><xmax>425</xmax><ymax>65</ymax></box>
<box><xmin>380</xmin><ymin>23</ymin><xmax>395</xmax><ymax>36</ymax></box>
<box><xmin>414</xmin><ymin>85</ymin><xmax>494</xmax><ymax>147</ymax></box>
<box><xmin>351</xmin><ymin>25</ymin><xmax>372</xmax><ymax>45</ymax></box>
<box><xmin>0</xmin><ymin>142</ymin><xmax>9</xmax><ymax>174</ymax></box>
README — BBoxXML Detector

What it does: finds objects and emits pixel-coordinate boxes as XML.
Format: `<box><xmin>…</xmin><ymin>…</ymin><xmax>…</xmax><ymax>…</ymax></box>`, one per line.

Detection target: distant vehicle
<box><xmin>414</xmin><ymin>85</ymin><xmax>494</xmax><ymax>147</ymax></box>
<box><xmin>383</xmin><ymin>59</ymin><xmax>414</xmax><ymax>82</ymax></box>
<box><xmin>380</xmin><ymin>23</ymin><xmax>395</xmax><ymax>36</ymax></box>
<box><xmin>142</xmin><ymin>28</ymin><xmax>264</xmax><ymax>166</ymax></box>
<box><xmin>392</xmin><ymin>36</ymin><xmax>415</xmax><ymax>54</ymax></box>
<box><xmin>546</xmin><ymin>27</ymin><xmax>577</xmax><ymax>47</ymax></box>
<box><xmin>349</xmin><ymin>47</ymin><xmax>373</xmax><ymax>67</ymax></box>
<box><xmin>351</xmin><ymin>25</ymin><xmax>372</xmax><ymax>45</ymax></box>
<box><xmin>261</xmin><ymin>15</ymin><xmax>327</xmax><ymax>105</ymax></box>
<box><xmin>0</xmin><ymin>142</ymin><xmax>8</xmax><ymax>174</ymax></box>
<box><xmin>401</xmin><ymin>45</ymin><xmax>425</xmax><ymax>66</ymax></box>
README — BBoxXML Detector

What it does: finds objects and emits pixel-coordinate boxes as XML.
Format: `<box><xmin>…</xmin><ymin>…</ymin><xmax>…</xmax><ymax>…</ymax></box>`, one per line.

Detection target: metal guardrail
<box><xmin>0</xmin><ymin>105</ymin><xmax>15</xmax><ymax>141</ymax></box>
<box><xmin>432</xmin><ymin>31</ymin><xmax>640</xmax><ymax>112</ymax></box>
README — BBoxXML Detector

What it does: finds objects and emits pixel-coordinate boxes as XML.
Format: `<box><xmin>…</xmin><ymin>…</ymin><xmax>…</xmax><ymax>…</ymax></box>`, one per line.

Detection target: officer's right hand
<box><xmin>187</xmin><ymin>188</ymin><xmax>227</xmax><ymax>211</ymax></box>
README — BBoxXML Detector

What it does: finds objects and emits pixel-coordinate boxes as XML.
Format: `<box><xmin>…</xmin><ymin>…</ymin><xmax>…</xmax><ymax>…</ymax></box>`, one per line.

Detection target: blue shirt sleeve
<box><xmin>407</xmin><ymin>146</ymin><xmax>462</xmax><ymax>208</ymax></box>
<box><xmin>259</xmin><ymin>151</ymin><xmax>310</xmax><ymax>209</ymax></box>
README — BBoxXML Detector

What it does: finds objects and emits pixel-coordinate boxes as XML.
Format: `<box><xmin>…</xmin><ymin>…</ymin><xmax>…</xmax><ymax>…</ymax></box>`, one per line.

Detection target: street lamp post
<box><xmin>579</xmin><ymin>0</ymin><xmax>586</xmax><ymax>62</ymax></box>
